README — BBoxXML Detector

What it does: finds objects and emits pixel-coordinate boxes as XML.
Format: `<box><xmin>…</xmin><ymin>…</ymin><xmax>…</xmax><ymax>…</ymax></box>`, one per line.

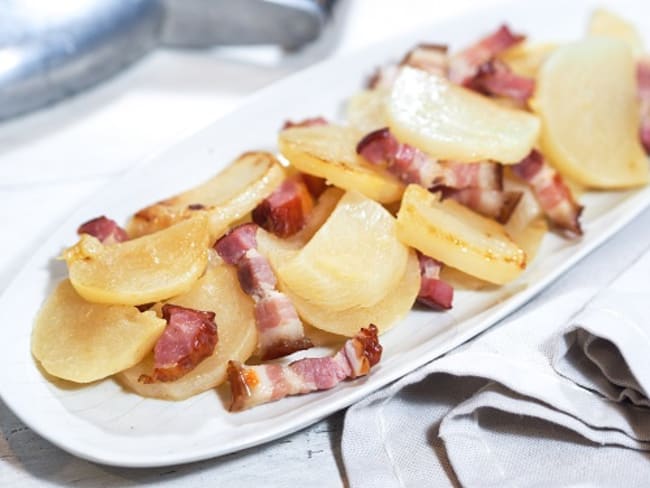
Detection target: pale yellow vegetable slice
<box><xmin>498</xmin><ymin>42</ymin><xmax>557</xmax><ymax>78</ymax></box>
<box><xmin>65</xmin><ymin>215</ymin><xmax>209</xmax><ymax>305</ymax></box>
<box><xmin>284</xmin><ymin>250</ymin><xmax>420</xmax><ymax>337</ymax></box>
<box><xmin>397</xmin><ymin>184</ymin><xmax>526</xmax><ymax>285</ymax></box>
<box><xmin>346</xmin><ymin>89</ymin><xmax>389</xmax><ymax>133</ymax></box>
<box><xmin>118</xmin><ymin>251</ymin><xmax>257</xmax><ymax>400</ymax></box>
<box><xmin>387</xmin><ymin>67</ymin><xmax>540</xmax><ymax>163</ymax></box>
<box><xmin>278</xmin><ymin>124</ymin><xmax>404</xmax><ymax>203</ymax></box>
<box><xmin>128</xmin><ymin>152</ymin><xmax>285</xmax><ymax>239</ymax></box>
<box><xmin>588</xmin><ymin>8</ymin><xmax>644</xmax><ymax>57</ymax></box>
<box><xmin>533</xmin><ymin>38</ymin><xmax>648</xmax><ymax>188</ymax></box>
<box><xmin>258</xmin><ymin>229</ymin><xmax>420</xmax><ymax>337</ymax></box>
<box><xmin>32</xmin><ymin>280</ymin><xmax>166</xmax><ymax>383</ymax></box>
<box><xmin>278</xmin><ymin>191</ymin><xmax>409</xmax><ymax>311</ymax></box>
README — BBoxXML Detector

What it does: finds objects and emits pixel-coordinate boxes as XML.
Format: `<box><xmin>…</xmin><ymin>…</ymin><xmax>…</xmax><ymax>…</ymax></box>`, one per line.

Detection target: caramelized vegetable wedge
<box><xmin>397</xmin><ymin>184</ymin><xmax>526</xmax><ymax>284</ymax></box>
<box><xmin>128</xmin><ymin>152</ymin><xmax>285</xmax><ymax>239</ymax></box>
<box><xmin>387</xmin><ymin>67</ymin><xmax>540</xmax><ymax>163</ymax></box>
<box><xmin>258</xmin><ymin>230</ymin><xmax>420</xmax><ymax>337</ymax></box>
<box><xmin>278</xmin><ymin>124</ymin><xmax>404</xmax><ymax>203</ymax></box>
<box><xmin>118</xmin><ymin>251</ymin><xmax>257</xmax><ymax>400</ymax></box>
<box><xmin>32</xmin><ymin>280</ymin><xmax>166</xmax><ymax>383</ymax></box>
<box><xmin>534</xmin><ymin>39</ymin><xmax>648</xmax><ymax>188</ymax></box>
<box><xmin>65</xmin><ymin>215</ymin><xmax>209</xmax><ymax>305</ymax></box>
<box><xmin>278</xmin><ymin>191</ymin><xmax>409</xmax><ymax>311</ymax></box>
<box><xmin>588</xmin><ymin>9</ymin><xmax>644</xmax><ymax>57</ymax></box>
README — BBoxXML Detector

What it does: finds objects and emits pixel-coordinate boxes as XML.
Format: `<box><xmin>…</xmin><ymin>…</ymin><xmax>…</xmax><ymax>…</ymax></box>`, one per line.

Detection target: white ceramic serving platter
<box><xmin>1</xmin><ymin>0</ymin><xmax>649</xmax><ymax>468</ymax></box>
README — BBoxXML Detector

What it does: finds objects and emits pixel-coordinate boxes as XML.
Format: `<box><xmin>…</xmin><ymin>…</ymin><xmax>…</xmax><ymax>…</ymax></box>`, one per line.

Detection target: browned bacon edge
<box><xmin>227</xmin><ymin>325</ymin><xmax>382</xmax><ymax>411</ymax></box>
<box><xmin>139</xmin><ymin>304</ymin><xmax>218</xmax><ymax>384</ymax></box>
<box><xmin>416</xmin><ymin>252</ymin><xmax>454</xmax><ymax>310</ymax></box>
<box><xmin>215</xmin><ymin>224</ymin><xmax>312</xmax><ymax>360</ymax></box>
<box><xmin>252</xmin><ymin>177</ymin><xmax>314</xmax><ymax>238</ymax></box>
<box><xmin>637</xmin><ymin>58</ymin><xmax>650</xmax><ymax>154</ymax></box>
<box><xmin>77</xmin><ymin>216</ymin><xmax>128</xmax><ymax>244</ymax></box>
<box><xmin>512</xmin><ymin>150</ymin><xmax>583</xmax><ymax>236</ymax></box>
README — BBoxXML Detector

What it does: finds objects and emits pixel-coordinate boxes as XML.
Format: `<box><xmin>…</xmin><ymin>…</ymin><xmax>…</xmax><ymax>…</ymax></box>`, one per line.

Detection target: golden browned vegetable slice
<box><xmin>588</xmin><ymin>8</ymin><xmax>644</xmax><ymax>57</ymax></box>
<box><xmin>278</xmin><ymin>191</ymin><xmax>409</xmax><ymax>311</ymax></box>
<box><xmin>278</xmin><ymin>124</ymin><xmax>404</xmax><ymax>203</ymax></box>
<box><xmin>65</xmin><ymin>215</ymin><xmax>209</xmax><ymax>305</ymax></box>
<box><xmin>533</xmin><ymin>38</ymin><xmax>648</xmax><ymax>189</ymax></box>
<box><xmin>387</xmin><ymin>67</ymin><xmax>540</xmax><ymax>164</ymax></box>
<box><xmin>128</xmin><ymin>152</ymin><xmax>285</xmax><ymax>239</ymax></box>
<box><xmin>397</xmin><ymin>184</ymin><xmax>526</xmax><ymax>285</ymax></box>
<box><xmin>32</xmin><ymin>280</ymin><xmax>166</xmax><ymax>383</ymax></box>
<box><xmin>118</xmin><ymin>251</ymin><xmax>257</xmax><ymax>400</ymax></box>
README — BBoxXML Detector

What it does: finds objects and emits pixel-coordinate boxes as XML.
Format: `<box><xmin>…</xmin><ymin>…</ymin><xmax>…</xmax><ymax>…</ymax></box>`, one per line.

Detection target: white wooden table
<box><xmin>0</xmin><ymin>1</ymin><xmax>515</xmax><ymax>485</ymax></box>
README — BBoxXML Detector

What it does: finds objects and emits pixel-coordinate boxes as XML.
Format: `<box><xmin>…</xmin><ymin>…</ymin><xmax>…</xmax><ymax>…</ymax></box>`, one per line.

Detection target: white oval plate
<box><xmin>1</xmin><ymin>0</ymin><xmax>648</xmax><ymax>468</ymax></box>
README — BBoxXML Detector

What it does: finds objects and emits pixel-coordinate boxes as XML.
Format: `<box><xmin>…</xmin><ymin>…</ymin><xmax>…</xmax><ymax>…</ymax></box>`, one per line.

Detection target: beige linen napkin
<box><xmin>342</xmin><ymin>209</ymin><xmax>650</xmax><ymax>487</ymax></box>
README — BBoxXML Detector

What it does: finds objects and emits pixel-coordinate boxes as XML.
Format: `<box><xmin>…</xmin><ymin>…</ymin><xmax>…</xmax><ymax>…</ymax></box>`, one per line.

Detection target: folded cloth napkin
<box><xmin>342</xmin><ymin>217</ymin><xmax>650</xmax><ymax>487</ymax></box>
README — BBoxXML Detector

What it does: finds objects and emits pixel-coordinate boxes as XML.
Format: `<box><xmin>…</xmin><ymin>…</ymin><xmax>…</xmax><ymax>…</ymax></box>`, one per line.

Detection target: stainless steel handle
<box><xmin>0</xmin><ymin>0</ymin><xmax>334</xmax><ymax>121</ymax></box>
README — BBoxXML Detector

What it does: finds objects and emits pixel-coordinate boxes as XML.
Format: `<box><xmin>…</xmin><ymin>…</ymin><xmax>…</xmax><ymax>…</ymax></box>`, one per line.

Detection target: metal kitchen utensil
<box><xmin>0</xmin><ymin>0</ymin><xmax>335</xmax><ymax>120</ymax></box>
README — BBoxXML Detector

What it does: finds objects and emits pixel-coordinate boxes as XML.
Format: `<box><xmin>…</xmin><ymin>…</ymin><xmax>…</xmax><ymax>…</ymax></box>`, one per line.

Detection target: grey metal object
<box><xmin>0</xmin><ymin>0</ymin><xmax>335</xmax><ymax>120</ymax></box>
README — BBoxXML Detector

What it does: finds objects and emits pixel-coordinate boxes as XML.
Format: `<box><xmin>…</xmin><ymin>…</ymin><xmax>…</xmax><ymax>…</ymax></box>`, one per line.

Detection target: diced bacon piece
<box><xmin>77</xmin><ymin>216</ymin><xmax>128</xmax><ymax>244</ymax></box>
<box><xmin>252</xmin><ymin>177</ymin><xmax>314</xmax><ymax>238</ymax></box>
<box><xmin>227</xmin><ymin>325</ymin><xmax>382</xmax><ymax>411</ymax></box>
<box><xmin>282</xmin><ymin>117</ymin><xmax>328</xmax><ymax>130</ymax></box>
<box><xmin>357</xmin><ymin>128</ymin><xmax>504</xmax><ymax>191</ymax></box>
<box><xmin>139</xmin><ymin>304</ymin><xmax>217</xmax><ymax>383</ymax></box>
<box><xmin>416</xmin><ymin>252</ymin><xmax>454</xmax><ymax>310</ymax></box>
<box><xmin>357</xmin><ymin>128</ymin><xmax>443</xmax><ymax>188</ymax></box>
<box><xmin>236</xmin><ymin>249</ymin><xmax>277</xmax><ymax>300</ymax></box>
<box><xmin>400</xmin><ymin>43</ymin><xmax>449</xmax><ymax>77</ymax></box>
<box><xmin>449</xmin><ymin>24</ymin><xmax>525</xmax><ymax>86</ymax></box>
<box><xmin>215</xmin><ymin>223</ymin><xmax>312</xmax><ymax>359</ymax></box>
<box><xmin>466</xmin><ymin>59</ymin><xmax>535</xmax><ymax>103</ymax></box>
<box><xmin>440</xmin><ymin>160</ymin><xmax>503</xmax><ymax>191</ymax></box>
<box><xmin>441</xmin><ymin>187</ymin><xmax>523</xmax><ymax>223</ymax></box>
<box><xmin>512</xmin><ymin>150</ymin><xmax>583</xmax><ymax>236</ymax></box>
<box><xmin>637</xmin><ymin>58</ymin><xmax>650</xmax><ymax>153</ymax></box>
<box><xmin>214</xmin><ymin>223</ymin><xmax>258</xmax><ymax>265</ymax></box>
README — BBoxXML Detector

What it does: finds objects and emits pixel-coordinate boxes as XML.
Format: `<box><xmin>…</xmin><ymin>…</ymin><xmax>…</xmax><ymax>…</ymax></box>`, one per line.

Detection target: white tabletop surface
<box><xmin>0</xmin><ymin>0</ymin><xmax>602</xmax><ymax>485</ymax></box>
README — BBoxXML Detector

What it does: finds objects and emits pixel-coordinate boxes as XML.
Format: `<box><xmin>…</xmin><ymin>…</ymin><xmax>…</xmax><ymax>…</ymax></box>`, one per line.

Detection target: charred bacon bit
<box><xmin>466</xmin><ymin>59</ymin><xmax>535</xmax><ymax>103</ymax></box>
<box><xmin>637</xmin><ymin>58</ymin><xmax>650</xmax><ymax>153</ymax></box>
<box><xmin>449</xmin><ymin>24</ymin><xmax>525</xmax><ymax>86</ymax></box>
<box><xmin>227</xmin><ymin>325</ymin><xmax>382</xmax><ymax>411</ymax></box>
<box><xmin>252</xmin><ymin>177</ymin><xmax>314</xmax><ymax>238</ymax></box>
<box><xmin>215</xmin><ymin>223</ymin><xmax>258</xmax><ymax>265</ymax></box>
<box><xmin>512</xmin><ymin>150</ymin><xmax>583</xmax><ymax>236</ymax></box>
<box><xmin>416</xmin><ymin>252</ymin><xmax>454</xmax><ymax>310</ymax></box>
<box><xmin>441</xmin><ymin>187</ymin><xmax>523</xmax><ymax>223</ymax></box>
<box><xmin>77</xmin><ymin>216</ymin><xmax>128</xmax><ymax>244</ymax></box>
<box><xmin>400</xmin><ymin>43</ymin><xmax>449</xmax><ymax>77</ymax></box>
<box><xmin>139</xmin><ymin>304</ymin><xmax>218</xmax><ymax>384</ymax></box>
<box><xmin>215</xmin><ymin>223</ymin><xmax>312</xmax><ymax>359</ymax></box>
<box><xmin>282</xmin><ymin>117</ymin><xmax>328</xmax><ymax>130</ymax></box>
